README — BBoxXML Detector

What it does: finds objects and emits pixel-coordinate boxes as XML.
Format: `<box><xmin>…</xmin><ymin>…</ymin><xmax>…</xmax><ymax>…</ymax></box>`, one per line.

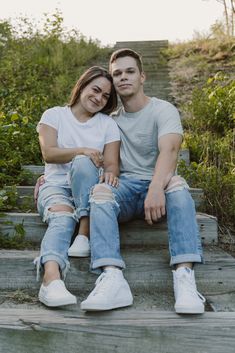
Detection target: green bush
<box><xmin>0</xmin><ymin>12</ymin><xmax>110</xmax><ymax>187</ymax></box>
<box><xmin>178</xmin><ymin>73</ymin><xmax>235</xmax><ymax>231</ymax></box>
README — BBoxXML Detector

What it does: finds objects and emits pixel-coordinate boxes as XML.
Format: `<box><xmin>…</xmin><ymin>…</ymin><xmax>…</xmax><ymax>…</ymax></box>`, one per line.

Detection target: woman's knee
<box><xmin>48</xmin><ymin>204</ymin><xmax>74</xmax><ymax>213</ymax></box>
<box><xmin>71</xmin><ymin>155</ymin><xmax>94</xmax><ymax>175</ymax></box>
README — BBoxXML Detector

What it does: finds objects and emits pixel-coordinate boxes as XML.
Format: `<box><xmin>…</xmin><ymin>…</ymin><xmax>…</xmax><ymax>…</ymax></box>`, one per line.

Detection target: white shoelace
<box><xmin>92</xmin><ymin>272</ymin><xmax>114</xmax><ymax>296</ymax></box>
<box><xmin>175</xmin><ymin>275</ymin><xmax>206</xmax><ymax>303</ymax></box>
<box><xmin>92</xmin><ymin>270</ymin><xmax>122</xmax><ymax>297</ymax></box>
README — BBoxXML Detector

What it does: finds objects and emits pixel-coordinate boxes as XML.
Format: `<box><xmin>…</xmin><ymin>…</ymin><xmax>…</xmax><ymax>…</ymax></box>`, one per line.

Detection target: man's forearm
<box><xmin>104</xmin><ymin>162</ymin><xmax>119</xmax><ymax>176</ymax></box>
<box><xmin>149</xmin><ymin>149</ymin><xmax>178</xmax><ymax>190</ymax></box>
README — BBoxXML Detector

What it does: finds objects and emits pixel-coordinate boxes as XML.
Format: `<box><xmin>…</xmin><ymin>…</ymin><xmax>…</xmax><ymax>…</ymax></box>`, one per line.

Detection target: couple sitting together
<box><xmin>34</xmin><ymin>48</ymin><xmax>205</xmax><ymax>314</ymax></box>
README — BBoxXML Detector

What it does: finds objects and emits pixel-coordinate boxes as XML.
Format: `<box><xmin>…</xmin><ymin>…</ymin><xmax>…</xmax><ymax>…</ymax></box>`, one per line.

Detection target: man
<box><xmin>80</xmin><ymin>48</ymin><xmax>205</xmax><ymax>314</ymax></box>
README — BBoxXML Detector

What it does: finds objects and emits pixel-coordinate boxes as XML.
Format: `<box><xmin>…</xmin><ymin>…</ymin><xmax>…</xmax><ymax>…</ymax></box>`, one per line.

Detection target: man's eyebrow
<box><xmin>113</xmin><ymin>67</ymin><xmax>136</xmax><ymax>72</ymax></box>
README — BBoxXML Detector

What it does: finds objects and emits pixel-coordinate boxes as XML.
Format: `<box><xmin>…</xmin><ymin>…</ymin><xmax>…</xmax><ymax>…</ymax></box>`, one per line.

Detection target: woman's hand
<box><xmin>99</xmin><ymin>172</ymin><xmax>119</xmax><ymax>187</ymax></box>
<box><xmin>83</xmin><ymin>148</ymin><xmax>104</xmax><ymax>168</ymax></box>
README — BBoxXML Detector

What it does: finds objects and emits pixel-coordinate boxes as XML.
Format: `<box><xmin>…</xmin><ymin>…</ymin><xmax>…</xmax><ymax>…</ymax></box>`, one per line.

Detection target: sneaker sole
<box><xmin>39</xmin><ymin>295</ymin><xmax>77</xmax><ymax>307</ymax></box>
<box><xmin>175</xmin><ymin>305</ymin><xmax>205</xmax><ymax>314</ymax></box>
<box><xmin>81</xmin><ymin>299</ymin><xmax>133</xmax><ymax>311</ymax></box>
<box><xmin>68</xmin><ymin>250</ymin><xmax>90</xmax><ymax>257</ymax></box>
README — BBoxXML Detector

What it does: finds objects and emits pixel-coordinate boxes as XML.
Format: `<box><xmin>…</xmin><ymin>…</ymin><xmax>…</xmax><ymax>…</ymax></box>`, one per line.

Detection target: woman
<box><xmin>35</xmin><ymin>66</ymin><xmax>120</xmax><ymax>307</ymax></box>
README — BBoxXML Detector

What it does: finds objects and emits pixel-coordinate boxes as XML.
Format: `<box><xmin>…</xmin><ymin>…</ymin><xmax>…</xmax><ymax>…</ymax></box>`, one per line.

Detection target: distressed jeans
<box><xmin>35</xmin><ymin>156</ymin><xmax>99</xmax><ymax>279</ymax></box>
<box><xmin>90</xmin><ymin>175</ymin><xmax>203</xmax><ymax>273</ymax></box>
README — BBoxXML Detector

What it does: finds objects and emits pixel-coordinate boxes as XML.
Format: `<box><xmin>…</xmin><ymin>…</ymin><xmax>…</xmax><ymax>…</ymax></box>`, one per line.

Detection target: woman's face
<box><xmin>79</xmin><ymin>76</ymin><xmax>111</xmax><ymax>114</ymax></box>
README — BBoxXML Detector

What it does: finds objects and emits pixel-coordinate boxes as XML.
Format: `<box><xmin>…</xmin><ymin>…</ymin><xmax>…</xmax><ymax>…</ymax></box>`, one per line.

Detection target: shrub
<box><xmin>0</xmin><ymin>12</ymin><xmax>110</xmax><ymax>188</ymax></box>
<box><xmin>178</xmin><ymin>73</ymin><xmax>235</xmax><ymax>231</ymax></box>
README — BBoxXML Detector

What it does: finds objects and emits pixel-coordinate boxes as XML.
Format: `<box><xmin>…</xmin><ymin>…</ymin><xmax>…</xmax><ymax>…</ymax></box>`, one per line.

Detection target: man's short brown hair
<box><xmin>109</xmin><ymin>48</ymin><xmax>143</xmax><ymax>73</ymax></box>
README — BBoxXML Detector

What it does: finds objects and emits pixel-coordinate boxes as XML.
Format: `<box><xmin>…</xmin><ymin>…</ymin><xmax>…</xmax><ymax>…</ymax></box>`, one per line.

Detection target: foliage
<box><xmin>166</xmin><ymin>35</ymin><xmax>235</xmax><ymax>110</ymax></box>
<box><xmin>0</xmin><ymin>185</ymin><xmax>18</xmax><ymax>211</ymax></box>
<box><xmin>0</xmin><ymin>217</ymin><xmax>33</xmax><ymax>249</ymax></box>
<box><xmin>0</xmin><ymin>11</ymin><xmax>110</xmax><ymax>188</ymax></box>
<box><xmin>178</xmin><ymin>73</ymin><xmax>235</xmax><ymax>230</ymax></box>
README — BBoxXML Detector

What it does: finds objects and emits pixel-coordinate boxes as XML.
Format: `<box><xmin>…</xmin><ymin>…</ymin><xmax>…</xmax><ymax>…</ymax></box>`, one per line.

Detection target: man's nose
<box><xmin>120</xmin><ymin>72</ymin><xmax>127</xmax><ymax>80</ymax></box>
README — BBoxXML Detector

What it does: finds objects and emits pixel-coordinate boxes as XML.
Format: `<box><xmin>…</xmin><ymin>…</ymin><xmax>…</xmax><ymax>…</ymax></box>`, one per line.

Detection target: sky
<box><xmin>0</xmin><ymin>0</ymin><xmax>224</xmax><ymax>46</ymax></box>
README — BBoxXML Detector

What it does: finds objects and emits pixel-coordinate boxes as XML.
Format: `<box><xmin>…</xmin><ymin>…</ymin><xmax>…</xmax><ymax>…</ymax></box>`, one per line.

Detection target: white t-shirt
<box><xmin>37</xmin><ymin>106</ymin><xmax>120</xmax><ymax>185</ymax></box>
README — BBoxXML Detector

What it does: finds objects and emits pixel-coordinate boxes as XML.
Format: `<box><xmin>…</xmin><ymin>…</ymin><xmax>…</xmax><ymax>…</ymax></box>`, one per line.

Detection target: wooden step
<box><xmin>1</xmin><ymin>246</ymin><xmax>235</xmax><ymax>352</ymax></box>
<box><xmin>1</xmin><ymin>309</ymin><xmax>235</xmax><ymax>353</ymax></box>
<box><xmin>0</xmin><ymin>212</ymin><xmax>217</xmax><ymax>246</ymax></box>
<box><xmin>14</xmin><ymin>185</ymin><xmax>204</xmax><ymax>212</ymax></box>
<box><xmin>0</xmin><ymin>247</ymin><xmax>231</xmax><ymax>295</ymax></box>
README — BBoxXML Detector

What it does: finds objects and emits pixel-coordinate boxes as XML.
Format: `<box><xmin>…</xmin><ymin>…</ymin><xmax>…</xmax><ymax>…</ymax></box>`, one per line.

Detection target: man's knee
<box><xmin>91</xmin><ymin>184</ymin><xmax>115</xmax><ymax>203</ymax></box>
<box><xmin>165</xmin><ymin>176</ymin><xmax>189</xmax><ymax>194</ymax></box>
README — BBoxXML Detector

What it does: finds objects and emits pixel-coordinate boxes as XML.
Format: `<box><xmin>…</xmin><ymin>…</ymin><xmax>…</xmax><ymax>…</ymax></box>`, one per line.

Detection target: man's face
<box><xmin>110</xmin><ymin>56</ymin><xmax>145</xmax><ymax>98</ymax></box>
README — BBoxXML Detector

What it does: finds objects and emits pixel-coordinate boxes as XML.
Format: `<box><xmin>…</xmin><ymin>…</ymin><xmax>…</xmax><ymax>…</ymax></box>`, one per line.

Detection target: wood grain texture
<box><xmin>0</xmin><ymin>309</ymin><xmax>235</xmax><ymax>353</ymax></box>
<box><xmin>0</xmin><ymin>247</ymin><xmax>234</xmax><ymax>296</ymax></box>
<box><xmin>0</xmin><ymin>213</ymin><xmax>217</xmax><ymax>245</ymax></box>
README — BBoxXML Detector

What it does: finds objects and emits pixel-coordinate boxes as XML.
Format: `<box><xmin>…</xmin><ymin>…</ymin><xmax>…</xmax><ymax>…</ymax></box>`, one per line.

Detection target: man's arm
<box><xmin>99</xmin><ymin>141</ymin><xmax>120</xmax><ymax>187</ymax></box>
<box><xmin>144</xmin><ymin>133</ymin><xmax>182</xmax><ymax>225</ymax></box>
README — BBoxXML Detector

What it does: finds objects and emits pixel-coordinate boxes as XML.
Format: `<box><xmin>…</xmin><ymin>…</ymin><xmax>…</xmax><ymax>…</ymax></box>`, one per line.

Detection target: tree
<box><xmin>203</xmin><ymin>0</ymin><xmax>235</xmax><ymax>36</ymax></box>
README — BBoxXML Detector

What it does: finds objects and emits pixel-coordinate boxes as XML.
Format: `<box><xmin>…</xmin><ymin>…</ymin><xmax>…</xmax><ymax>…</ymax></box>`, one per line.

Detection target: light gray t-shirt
<box><xmin>113</xmin><ymin>97</ymin><xmax>183</xmax><ymax>180</ymax></box>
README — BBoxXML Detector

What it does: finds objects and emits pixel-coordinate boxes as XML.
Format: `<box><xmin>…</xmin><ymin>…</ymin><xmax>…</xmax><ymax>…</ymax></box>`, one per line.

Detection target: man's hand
<box><xmin>99</xmin><ymin>172</ymin><xmax>119</xmax><ymax>187</ymax></box>
<box><xmin>83</xmin><ymin>148</ymin><xmax>104</xmax><ymax>168</ymax></box>
<box><xmin>34</xmin><ymin>175</ymin><xmax>45</xmax><ymax>204</ymax></box>
<box><xmin>144</xmin><ymin>187</ymin><xmax>166</xmax><ymax>225</ymax></box>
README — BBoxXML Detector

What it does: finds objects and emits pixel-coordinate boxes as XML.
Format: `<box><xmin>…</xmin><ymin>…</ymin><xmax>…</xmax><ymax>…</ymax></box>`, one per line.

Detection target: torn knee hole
<box><xmin>48</xmin><ymin>205</ymin><xmax>74</xmax><ymax>213</ymax></box>
<box><xmin>92</xmin><ymin>184</ymin><xmax>114</xmax><ymax>203</ymax></box>
<box><xmin>165</xmin><ymin>176</ymin><xmax>189</xmax><ymax>193</ymax></box>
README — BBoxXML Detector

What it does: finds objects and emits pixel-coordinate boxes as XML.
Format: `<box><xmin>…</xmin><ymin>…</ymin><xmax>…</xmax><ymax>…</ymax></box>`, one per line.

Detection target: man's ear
<box><xmin>140</xmin><ymin>71</ymin><xmax>146</xmax><ymax>85</ymax></box>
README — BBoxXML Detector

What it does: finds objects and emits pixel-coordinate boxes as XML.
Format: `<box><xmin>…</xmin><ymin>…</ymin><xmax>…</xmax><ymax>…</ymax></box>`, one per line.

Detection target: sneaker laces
<box><xmin>174</xmin><ymin>272</ymin><xmax>206</xmax><ymax>303</ymax></box>
<box><xmin>92</xmin><ymin>271</ymin><xmax>119</xmax><ymax>297</ymax></box>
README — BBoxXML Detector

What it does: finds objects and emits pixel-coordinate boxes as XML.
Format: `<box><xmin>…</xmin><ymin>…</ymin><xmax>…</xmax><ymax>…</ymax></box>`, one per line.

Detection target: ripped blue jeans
<box><xmin>90</xmin><ymin>175</ymin><xmax>203</xmax><ymax>273</ymax></box>
<box><xmin>35</xmin><ymin>156</ymin><xmax>99</xmax><ymax>279</ymax></box>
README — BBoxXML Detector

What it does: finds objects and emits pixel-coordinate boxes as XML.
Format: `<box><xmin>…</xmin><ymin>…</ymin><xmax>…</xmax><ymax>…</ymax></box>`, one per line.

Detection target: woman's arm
<box><xmin>38</xmin><ymin>123</ymin><xmax>103</xmax><ymax>166</ymax></box>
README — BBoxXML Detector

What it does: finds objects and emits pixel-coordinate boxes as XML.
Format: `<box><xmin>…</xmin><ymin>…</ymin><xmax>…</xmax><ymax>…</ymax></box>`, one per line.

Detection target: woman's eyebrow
<box><xmin>93</xmin><ymin>85</ymin><xmax>110</xmax><ymax>96</ymax></box>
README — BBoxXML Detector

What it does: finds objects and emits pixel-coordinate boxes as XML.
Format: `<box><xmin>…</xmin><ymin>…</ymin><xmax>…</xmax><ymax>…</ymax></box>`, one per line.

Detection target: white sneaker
<box><xmin>68</xmin><ymin>235</ymin><xmax>90</xmax><ymax>257</ymax></box>
<box><xmin>173</xmin><ymin>267</ymin><xmax>205</xmax><ymax>314</ymax></box>
<box><xmin>81</xmin><ymin>268</ymin><xmax>133</xmax><ymax>311</ymax></box>
<box><xmin>38</xmin><ymin>279</ymin><xmax>77</xmax><ymax>307</ymax></box>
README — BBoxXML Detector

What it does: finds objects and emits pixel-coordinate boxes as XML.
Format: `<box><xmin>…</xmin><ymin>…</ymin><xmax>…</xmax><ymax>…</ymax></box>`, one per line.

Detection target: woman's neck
<box><xmin>71</xmin><ymin>104</ymin><xmax>93</xmax><ymax>122</ymax></box>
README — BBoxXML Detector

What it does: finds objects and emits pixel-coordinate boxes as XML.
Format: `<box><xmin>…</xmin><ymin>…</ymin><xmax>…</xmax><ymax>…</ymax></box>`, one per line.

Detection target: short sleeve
<box><xmin>36</xmin><ymin>107</ymin><xmax>60</xmax><ymax>133</ymax></box>
<box><xmin>104</xmin><ymin>118</ymin><xmax>120</xmax><ymax>144</ymax></box>
<box><xmin>157</xmin><ymin>103</ymin><xmax>183</xmax><ymax>138</ymax></box>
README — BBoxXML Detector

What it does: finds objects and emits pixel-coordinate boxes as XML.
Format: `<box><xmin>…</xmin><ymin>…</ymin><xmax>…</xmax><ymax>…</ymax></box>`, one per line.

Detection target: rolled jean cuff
<box><xmin>170</xmin><ymin>253</ymin><xmax>204</xmax><ymax>266</ymax></box>
<box><xmin>91</xmin><ymin>258</ymin><xmax>126</xmax><ymax>275</ymax></box>
<box><xmin>74</xmin><ymin>207</ymin><xmax>89</xmax><ymax>221</ymax></box>
<box><xmin>34</xmin><ymin>252</ymin><xmax>70</xmax><ymax>281</ymax></box>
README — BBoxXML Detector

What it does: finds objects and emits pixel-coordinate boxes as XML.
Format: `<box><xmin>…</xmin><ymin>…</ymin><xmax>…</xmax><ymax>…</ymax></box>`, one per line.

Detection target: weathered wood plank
<box><xmin>14</xmin><ymin>185</ymin><xmax>204</xmax><ymax>212</ymax></box>
<box><xmin>0</xmin><ymin>309</ymin><xmax>235</xmax><ymax>353</ymax></box>
<box><xmin>0</xmin><ymin>212</ymin><xmax>217</xmax><ymax>245</ymax></box>
<box><xmin>0</xmin><ymin>247</ymin><xmax>234</xmax><ymax>297</ymax></box>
